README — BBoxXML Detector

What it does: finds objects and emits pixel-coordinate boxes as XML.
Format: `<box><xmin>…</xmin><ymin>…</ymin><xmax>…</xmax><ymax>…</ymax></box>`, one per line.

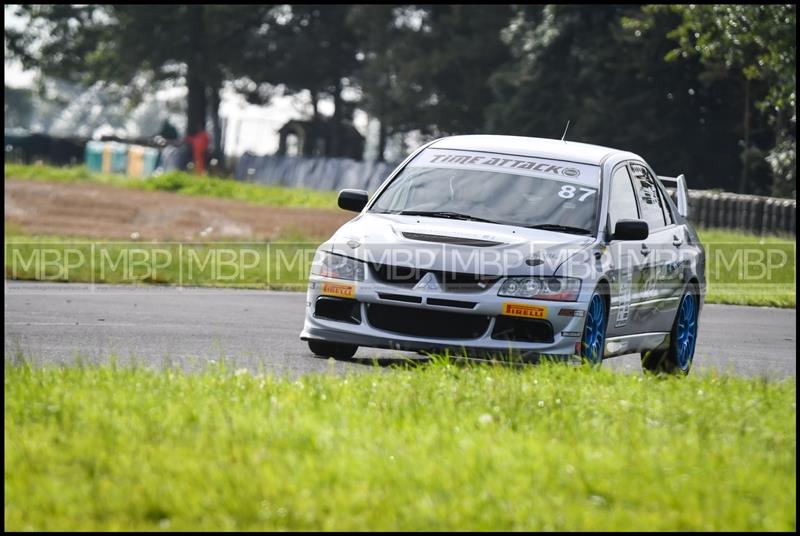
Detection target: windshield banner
<box><xmin>408</xmin><ymin>148</ymin><xmax>601</xmax><ymax>187</ymax></box>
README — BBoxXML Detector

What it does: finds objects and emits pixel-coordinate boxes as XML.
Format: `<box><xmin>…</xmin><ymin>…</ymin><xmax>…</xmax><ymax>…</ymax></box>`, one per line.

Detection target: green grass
<box><xmin>4</xmin><ymin>235</ymin><xmax>315</xmax><ymax>290</ymax></box>
<box><xmin>4</xmin><ymin>359</ymin><xmax>796</xmax><ymax>531</ymax></box>
<box><xmin>4</xmin><ymin>163</ymin><xmax>339</xmax><ymax>209</ymax></box>
<box><xmin>700</xmin><ymin>229</ymin><xmax>796</xmax><ymax>308</ymax></box>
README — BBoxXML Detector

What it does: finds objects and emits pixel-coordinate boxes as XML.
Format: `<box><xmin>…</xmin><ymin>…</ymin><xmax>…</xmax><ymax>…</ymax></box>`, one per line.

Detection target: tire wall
<box><xmin>234</xmin><ymin>153</ymin><xmax>398</xmax><ymax>195</ymax></box>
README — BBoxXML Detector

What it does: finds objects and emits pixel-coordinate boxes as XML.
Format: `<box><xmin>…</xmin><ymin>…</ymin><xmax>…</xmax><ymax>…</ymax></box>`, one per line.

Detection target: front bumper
<box><xmin>299</xmin><ymin>276</ymin><xmax>590</xmax><ymax>358</ymax></box>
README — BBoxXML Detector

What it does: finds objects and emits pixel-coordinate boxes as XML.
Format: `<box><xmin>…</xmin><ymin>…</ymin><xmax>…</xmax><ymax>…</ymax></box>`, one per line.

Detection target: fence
<box><xmin>680</xmin><ymin>189</ymin><xmax>796</xmax><ymax>236</ymax></box>
<box><xmin>4</xmin><ymin>132</ymin><xmax>86</xmax><ymax>166</ymax></box>
<box><xmin>234</xmin><ymin>152</ymin><xmax>397</xmax><ymax>193</ymax></box>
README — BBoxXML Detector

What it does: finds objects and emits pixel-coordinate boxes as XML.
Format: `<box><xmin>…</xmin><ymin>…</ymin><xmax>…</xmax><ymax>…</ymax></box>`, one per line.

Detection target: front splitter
<box><xmin>300</xmin><ymin>326</ymin><xmax>576</xmax><ymax>361</ymax></box>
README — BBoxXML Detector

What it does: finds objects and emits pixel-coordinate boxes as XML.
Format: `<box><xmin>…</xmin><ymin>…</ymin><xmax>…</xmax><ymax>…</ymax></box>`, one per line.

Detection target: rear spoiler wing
<box><xmin>657</xmin><ymin>173</ymin><xmax>689</xmax><ymax>218</ymax></box>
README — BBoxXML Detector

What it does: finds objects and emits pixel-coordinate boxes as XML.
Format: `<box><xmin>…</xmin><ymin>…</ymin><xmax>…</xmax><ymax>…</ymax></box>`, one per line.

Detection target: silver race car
<box><xmin>300</xmin><ymin>135</ymin><xmax>705</xmax><ymax>374</ymax></box>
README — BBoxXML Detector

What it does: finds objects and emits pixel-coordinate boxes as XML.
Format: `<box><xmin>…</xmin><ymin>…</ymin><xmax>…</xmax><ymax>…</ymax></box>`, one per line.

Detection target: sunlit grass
<box><xmin>4</xmin><ymin>163</ymin><xmax>339</xmax><ymax>209</ymax></box>
<box><xmin>3</xmin><ymin>236</ymin><xmax>313</xmax><ymax>290</ymax></box>
<box><xmin>4</xmin><ymin>358</ymin><xmax>796</xmax><ymax>531</ymax></box>
<box><xmin>699</xmin><ymin>229</ymin><xmax>795</xmax><ymax>307</ymax></box>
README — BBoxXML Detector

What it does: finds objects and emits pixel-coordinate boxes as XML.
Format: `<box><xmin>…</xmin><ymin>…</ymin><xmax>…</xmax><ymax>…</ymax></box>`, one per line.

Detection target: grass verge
<box><xmin>3</xmin><ymin>235</ymin><xmax>313</xmax><ymax>290</ymax></box>
<box><xmin>4</xmin><ymin>163</ymin><xmax>339</xmax><ymax>209</ymax></box>
<box><xmin>699</xmin><ymin>229</ymin><xmax>795</xmax><ymax>308</ymax></box>
<box><xmin>4</xmin><ymin>359</ymin><xmax>796</xmax><ymax>531</ymax></box>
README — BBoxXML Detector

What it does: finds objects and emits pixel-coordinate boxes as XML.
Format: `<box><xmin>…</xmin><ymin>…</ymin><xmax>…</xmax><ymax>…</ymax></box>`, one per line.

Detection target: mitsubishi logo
<box><xmin>413</xmin><ymin>272</ymin><xmax>441</xmax><ymax>292</ymax></box>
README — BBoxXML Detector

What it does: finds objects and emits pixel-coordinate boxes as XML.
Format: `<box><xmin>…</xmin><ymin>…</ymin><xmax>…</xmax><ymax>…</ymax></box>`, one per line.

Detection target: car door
<box><xmin>628</xmin><ymin>163</ymin><xmax>683</xmax><ymax>332</ymax></box>
<box><xmin>605</xmin><ymin>164</ymin><xmax>648</xmax><ymax>337</ymax></box>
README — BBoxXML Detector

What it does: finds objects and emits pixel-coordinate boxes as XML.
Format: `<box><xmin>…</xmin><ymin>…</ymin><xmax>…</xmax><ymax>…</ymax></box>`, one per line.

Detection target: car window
<box><xmin>629</xmin><ymin>164</ymin><xmax>666</xmax><ymax>230</ymax></box>
<box><xmin>655</xmin><ymin>182</ymin><xmax>675</xmax><ymax>225</ymax></box>
<box><xmin>608</xmin><ymin>166</ymin><xmax>639</xmax><ymax>230</ymax></box>
<box><xmin>370</xmin><ymin>148</ymin><xmax>602</xmax><ymax>234</ymax></box>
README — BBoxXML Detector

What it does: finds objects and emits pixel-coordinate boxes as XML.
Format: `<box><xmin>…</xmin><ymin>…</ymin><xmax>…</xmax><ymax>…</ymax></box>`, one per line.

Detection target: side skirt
<box><xmin>604</xmin><ymin>332</ymin><xmax>670</xmax><ymax>358</ymax></box>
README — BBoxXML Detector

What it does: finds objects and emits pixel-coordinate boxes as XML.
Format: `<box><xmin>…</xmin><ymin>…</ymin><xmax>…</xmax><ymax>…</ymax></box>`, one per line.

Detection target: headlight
<box><xmin>310</xmin><ymin>251</ymin><xmax>365</xmax><ymax>281</ymax></box>
<box><xmin>498</xmin><ymin>277</ymin><xmax>581</xmax><ymax>301</ymax></box>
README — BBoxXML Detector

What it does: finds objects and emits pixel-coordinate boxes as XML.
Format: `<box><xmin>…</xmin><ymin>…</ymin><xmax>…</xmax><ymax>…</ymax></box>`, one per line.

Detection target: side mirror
<box><xmin>338</xmin><ymin>189</ymin><xmax>369</xmax><ymax>212</ymax></box>
<box><xmin>613</xmin><ymin>219</ymin><xmax>649</xmax><ymax>241</ymax></box>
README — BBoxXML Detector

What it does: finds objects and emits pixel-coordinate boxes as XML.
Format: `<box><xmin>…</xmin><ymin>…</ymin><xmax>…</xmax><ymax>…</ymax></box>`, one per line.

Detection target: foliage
<box><xmin>235</xmin><ymin>6</ymin><xmax>359</xmax><ymax>112</ymax></box>
<box><xmin>490</xmin><ymin>5</ymin><xmax>776</xmax><ymax>195</ymax></box>
<box><xmin>5</xmin><ymin>5</ymin><xmax>269</xmax><ymax>133</ymax></box>
<box><xmin>657</xmin><ymin>5</ymin><xmax>795</xmax><ymax>121</ymax></box>
<box><xmin>627</xmin><ymin>5</ymin><xmax>796</xmax><ymax>197</ymax></box>
<box><xmin>5</xmin><ymin>5</ymin><xmax>797</xmax><ymax>196</ymax></box>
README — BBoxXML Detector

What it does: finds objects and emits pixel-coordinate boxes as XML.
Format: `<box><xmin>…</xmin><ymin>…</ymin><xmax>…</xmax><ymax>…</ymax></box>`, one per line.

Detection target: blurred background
<box><xmin>4</xmin><ymin>4</ymin><xmax>796</xmax><ymax>199</ymax></box>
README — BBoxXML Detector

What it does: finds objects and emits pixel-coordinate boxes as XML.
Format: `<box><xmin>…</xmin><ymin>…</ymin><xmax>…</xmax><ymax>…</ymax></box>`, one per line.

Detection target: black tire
<box><xmin>641</xmin><ymin>286</ymin><xmax>699</xmax><ymax>376</ymax></box>
<box><xmin>307</xmin><ymin>340</ymin><xmax>358</xmax><ymax>360</ymax></box>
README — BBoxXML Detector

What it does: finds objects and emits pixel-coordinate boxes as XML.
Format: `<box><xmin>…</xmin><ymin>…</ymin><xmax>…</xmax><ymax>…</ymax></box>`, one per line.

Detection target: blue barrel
<box><xmin>141</xmin><ymin>147</ymin><xmax>160</xmax><ymax>177</ymax></box>
<box><xmin>85</xmin><ymin>141</ymin><xmax>105</xmax><ymax>173</ymax></box>
<box><xmin>110</xmin><ymin>143</ymin><xmax>129</xmax><ymax>174</ymax></box>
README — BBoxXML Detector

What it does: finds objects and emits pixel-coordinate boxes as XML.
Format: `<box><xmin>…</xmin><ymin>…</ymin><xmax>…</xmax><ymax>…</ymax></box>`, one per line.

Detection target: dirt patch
<box><xmin>4</xmin><ymin>180</ymin><xmax>350</xmax><ymax>241</ymax></box>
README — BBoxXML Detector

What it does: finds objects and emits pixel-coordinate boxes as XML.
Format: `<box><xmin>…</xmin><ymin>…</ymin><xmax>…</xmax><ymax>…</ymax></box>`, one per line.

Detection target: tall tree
<box><xmin>6</xmin><ymin>4</ymin><xmax>267</xmax><ymax>162</ymax></box>
<box><xmin>348</xmin><ymin>5</ymin><xmax>431</xmax><ymax>160</ymax></box>
<box><xmin>638</xmin><ymin>4</ymin><xmax>796</xmax><ymax>197</ymax></box>
<box><xmin>234</xmin><ymin>5</ymin><xmax>361</xmax><ymax>157</ymax></box>
<box><xmin>418</xmin><ymin>5</ymin><xmax>513</xmax><ymax>136</ymax></box>
<box><xmin>350</xmin><ymin>5</ymin><xmax>513</xmax><ymax>159</ymax></box>
<box><xmin>488</xmin><ymin>5</ymin><xmax>772</xmax><ymax>194</ymax></box>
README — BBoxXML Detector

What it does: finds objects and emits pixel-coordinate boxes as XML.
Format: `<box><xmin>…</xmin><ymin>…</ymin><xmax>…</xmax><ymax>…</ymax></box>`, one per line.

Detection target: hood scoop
<box><xmin>402</xmin><ymin>231</ymin><xmax>504</xmax><ymax>247</ymax></box>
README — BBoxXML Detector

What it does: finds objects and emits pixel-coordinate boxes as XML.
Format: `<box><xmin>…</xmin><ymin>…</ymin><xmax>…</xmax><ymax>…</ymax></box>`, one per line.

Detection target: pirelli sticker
<box><xmin>503</xmin><ymin>302</ymin><xmax>548</xmax><ymax>319</ymax></box>
<box><xmin>321</xmin><ymin>281</ymin><xmax>356</xmax><ymax>299</ymax></box>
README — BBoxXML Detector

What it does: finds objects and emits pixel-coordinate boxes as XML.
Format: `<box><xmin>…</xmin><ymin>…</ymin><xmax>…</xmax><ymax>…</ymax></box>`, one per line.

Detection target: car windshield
<box><xmin>370</xmin><ymin>149</ymin><xmax>601</xmax><ymax>235</ymax></box>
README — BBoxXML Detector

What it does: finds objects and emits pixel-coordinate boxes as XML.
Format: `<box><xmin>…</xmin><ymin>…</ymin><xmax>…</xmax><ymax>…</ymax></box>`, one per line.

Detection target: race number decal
<box><xmin>558</xmin><ymin>185</ymin><xmax>596</xmax><ymax>201</ymax></box>
<box><xmin>503</xmin><ymin>303</ymin><xmax>548</xmax><ymax>319</ymax></box>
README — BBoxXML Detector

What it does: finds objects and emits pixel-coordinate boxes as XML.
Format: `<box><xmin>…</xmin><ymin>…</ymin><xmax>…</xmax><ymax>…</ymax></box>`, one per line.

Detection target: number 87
<box><xmin>558</xmin><ymin>185</ymin><xmax>595</xmax><ymax>201</ymax></box>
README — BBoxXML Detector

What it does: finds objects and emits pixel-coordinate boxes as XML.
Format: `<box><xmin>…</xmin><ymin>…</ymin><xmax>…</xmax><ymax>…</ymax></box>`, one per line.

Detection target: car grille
<box><xmin>365</xmin><ymin>303</ymin><xmax>491</xmax><ymax>339</ymax></box>
<box><xmin>368</xmin><ymin>263</ymin><xmax>500</xmax><ymax>293</ymax></box>
<box><xmin>377</xmin><ymin>292</ymin><xmax>422</xmax><ymax>304</ymax></box>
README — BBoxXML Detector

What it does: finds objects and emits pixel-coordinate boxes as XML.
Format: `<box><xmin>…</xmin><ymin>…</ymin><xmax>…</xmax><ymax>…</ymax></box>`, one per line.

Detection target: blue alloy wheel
<box><xmin>581</xmin><ymin>292</ymin><xmax>606</xmax><ymax>364</ymax></box>
<box><xmin>675</xmin><ymin>293</ymin><xmax>698</xmax><ymax>371</ymax></box>
<box><xmin>641</xmin><ymin>287</ymin><xmax>699</xmax><ymax>375</ymax></box>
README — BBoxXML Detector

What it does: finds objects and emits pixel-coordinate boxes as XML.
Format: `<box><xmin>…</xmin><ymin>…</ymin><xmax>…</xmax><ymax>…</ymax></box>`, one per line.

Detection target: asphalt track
<box><xmin>4</xmin><ymin>281</ymin><xmax>796</xmax><ymax>378</ymax></box>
